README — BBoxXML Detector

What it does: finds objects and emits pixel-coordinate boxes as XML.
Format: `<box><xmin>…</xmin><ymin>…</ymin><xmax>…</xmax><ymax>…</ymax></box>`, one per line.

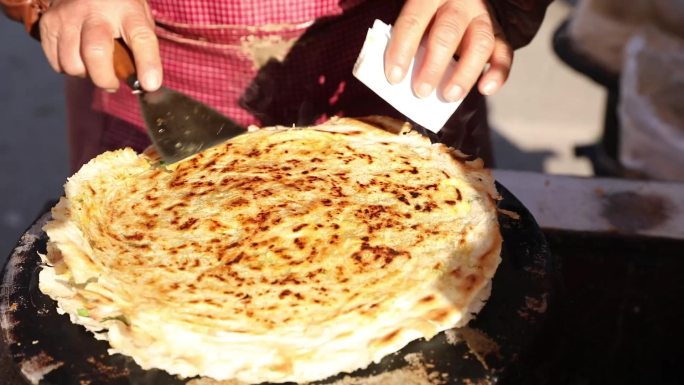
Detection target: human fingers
<box><xmin>478</xmin><ymin>35</ymin><xmax>513</xmax><ymax>96</ymax></box>
<box><xmin>38</xmin><ymin>13</ymin><xmax>62</xmax><ymax>73</ymax></box>
<box><xmin>120</xmin><ymin>10</ymin><xmax>161</xmax><ymax>91</ymax></box>
<box><xmin>442</xmin><ymin>14</ymin><xmax>495</xmax><ymax>101</ymax></box>
<box><xmin>414</xmin><ymin>2</ymin><xmax>469</xmax><ymax>99</ymax></box>
<box><xmin>57</xmin><ymin>25</ymin><xmax>86</xmax><ymax>77</ymax></box>
<box><xmin>384</xmin><ymin>0</ymin><xmax>439</xmax><ymax>85</ymax></box>
<box><xmin>80</xmin><ymin>16</ymin><xmax>118</xmax><ymax>90</ymax></box>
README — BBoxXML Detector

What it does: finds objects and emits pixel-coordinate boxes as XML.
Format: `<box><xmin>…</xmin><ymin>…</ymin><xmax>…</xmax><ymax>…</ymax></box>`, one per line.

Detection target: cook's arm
<box><xmin>489</xmin><ymin>0</ymin><xmax>554</xmax><ymax>49</ymax></box>
<box><xmin>0</xmin><ymin>0</ymin><xmax>50</xmax><ymax>36</ymax></box>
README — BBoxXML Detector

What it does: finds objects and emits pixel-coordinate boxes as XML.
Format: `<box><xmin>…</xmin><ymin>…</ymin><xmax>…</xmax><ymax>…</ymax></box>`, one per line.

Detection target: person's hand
<box><xmin>38</xmin><ymin>0</ymin><xmax>162</xmax><ymax>91</ymax></box>
<box><xmin>385</xmin><ymin>0</ymin><xmax>512</xmax><ymax>102</ymax></box>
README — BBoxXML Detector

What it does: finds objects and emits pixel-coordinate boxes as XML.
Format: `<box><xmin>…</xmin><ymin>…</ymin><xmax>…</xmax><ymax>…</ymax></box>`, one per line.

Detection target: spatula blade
<box><xmin>138</xmin><ymin>87</ymin><xmax>247</xmax><ymax>164</ymax></box>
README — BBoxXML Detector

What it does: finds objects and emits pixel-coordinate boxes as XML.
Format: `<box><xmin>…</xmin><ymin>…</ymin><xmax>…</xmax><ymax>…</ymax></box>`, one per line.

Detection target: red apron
<box><xmin>93</xmin><ymin>0</ymin><xmax>373</xmax><ymax>129</ymax></box>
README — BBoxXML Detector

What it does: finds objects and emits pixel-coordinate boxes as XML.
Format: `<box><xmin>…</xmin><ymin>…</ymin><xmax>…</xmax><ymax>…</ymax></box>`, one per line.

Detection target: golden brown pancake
<box><xmin>39</xmin><ymin>117</ymin><xmax>501</xmax><ymax>383</ymax></box>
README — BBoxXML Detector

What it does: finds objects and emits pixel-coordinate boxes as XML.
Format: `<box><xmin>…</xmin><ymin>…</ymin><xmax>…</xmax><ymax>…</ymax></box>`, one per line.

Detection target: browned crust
<box><xmin>39</xmin><ymin>116</ymin><xmax>502</xmax><ymax>384</ymax></box>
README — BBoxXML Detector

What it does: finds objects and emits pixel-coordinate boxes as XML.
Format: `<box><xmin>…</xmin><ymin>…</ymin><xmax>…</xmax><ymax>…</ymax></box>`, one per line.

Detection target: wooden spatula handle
<box><xmin>113</xmin><ymin>39</ymin><xmax>137</xmax><ymax>83</ymax></box>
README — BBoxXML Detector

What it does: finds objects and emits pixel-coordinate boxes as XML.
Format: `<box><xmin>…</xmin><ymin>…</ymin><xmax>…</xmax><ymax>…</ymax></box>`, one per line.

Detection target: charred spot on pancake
<box><xmin>178</xmin><ymin>218</ymin><xmax>198</xmax><ymax>230</ymax></box>
<box><xmin>294</xmin><ymin>238</ymin><xmax>306</xmax><ymax>249</ymax></box>
<box><xmin>328</xmin><ymin>234</ymin><xmax>340</xmax><ymax>245</ymax></box>
<box><xmin>421</xmin><ymin>202</ymin><xmax>437</xmax><ymax>212</ymax></box>
<box><xmin>427</xmin><ymin>309</ymin><xmax>451</xmax><ymax>323</ymax></box>
<box><xmin>461</xmin><ymin>274</ymin><xmax>479</xmax><ymax>292</ymax></box>
<box><xmin>419</xmin><ymin>295</ymin><xmax>435</xmax><ymax>304</ymax></box>
<box><xmin>124</xmin><ymin>233</ymin><xmax>144</xmax><ymax>241</ymax></box>
<box><xmin>396</xmin><ymin>194</ymin><xmax>410</xmax><ymax>205</ymax></box>
<box><xmin>292</xmin><ymin>224</ymin><xmax>307</xmax><ymax>232</ymax></box>
<box><xmin>225</xmin><ymin>252</ymin><xmax>245</xmax><ymax>266</ymax></box>
<box><xmin>379</xmin><ymin>330</ymin><xmax>401</xmax><ymax>344</ymax></box>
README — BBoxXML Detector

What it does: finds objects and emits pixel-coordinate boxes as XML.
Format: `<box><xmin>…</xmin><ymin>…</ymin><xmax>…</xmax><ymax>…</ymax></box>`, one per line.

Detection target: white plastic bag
<box><xmin>619</xmin><ymin>26</ymin><xmax>684</xmax><ymax>181</ymax></box>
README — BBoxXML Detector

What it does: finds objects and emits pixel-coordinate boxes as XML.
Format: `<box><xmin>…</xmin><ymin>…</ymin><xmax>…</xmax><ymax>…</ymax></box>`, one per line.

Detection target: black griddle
<box><xmin>0</xmin><ymin>183</ymin><xmax>556</xmax><ymax>385</ymax></box>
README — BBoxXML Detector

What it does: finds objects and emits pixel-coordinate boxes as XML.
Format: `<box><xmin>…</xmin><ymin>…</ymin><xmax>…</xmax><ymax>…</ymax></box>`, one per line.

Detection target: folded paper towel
<box><xmin>353</xmin><ymin>20</ymin><xmax>462</xmax><ymax>133</ymax></box>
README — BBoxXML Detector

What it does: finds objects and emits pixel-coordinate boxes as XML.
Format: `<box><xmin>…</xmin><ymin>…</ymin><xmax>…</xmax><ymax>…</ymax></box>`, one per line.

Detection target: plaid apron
<box><xmin>93</xmin><ymin>0</ymin><xmax>372</xmax><ymax>130</ymax></box>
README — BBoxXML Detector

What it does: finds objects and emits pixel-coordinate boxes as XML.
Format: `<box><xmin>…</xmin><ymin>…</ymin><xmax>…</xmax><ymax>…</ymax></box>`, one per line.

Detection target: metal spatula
<box><xmin>111</xmin><ymin>40</ymin><xmax>247</xmax><ymax>164</ymax></box>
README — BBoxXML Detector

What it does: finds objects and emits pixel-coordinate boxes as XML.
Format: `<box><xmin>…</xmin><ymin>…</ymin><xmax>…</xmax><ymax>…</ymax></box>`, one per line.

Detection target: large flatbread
<box><xmin>39</xmin><ymin>117</ymin><xmax>502</xmax><ymax>384</ymax></box>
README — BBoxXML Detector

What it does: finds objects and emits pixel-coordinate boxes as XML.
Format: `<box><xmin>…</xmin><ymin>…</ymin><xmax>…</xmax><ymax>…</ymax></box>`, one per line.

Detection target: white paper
<box><xmin>352</xmin><ymin>20</ymin><xmax>462</xmax><ymax>133</ymax></box>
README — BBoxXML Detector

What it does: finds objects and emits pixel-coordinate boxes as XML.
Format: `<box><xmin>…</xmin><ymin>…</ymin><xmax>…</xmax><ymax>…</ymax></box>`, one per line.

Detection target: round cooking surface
<box><xmin>1</xmin><ymin>183</ymin><xmax>555</xmax><ymax>385</ymax></box>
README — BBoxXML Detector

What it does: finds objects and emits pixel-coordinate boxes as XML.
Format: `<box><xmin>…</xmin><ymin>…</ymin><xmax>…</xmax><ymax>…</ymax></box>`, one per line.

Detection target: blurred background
<box><xmin>0</xmin><ymin>0</ymin><xmax>682</xmax><ymax>254</ymax></box>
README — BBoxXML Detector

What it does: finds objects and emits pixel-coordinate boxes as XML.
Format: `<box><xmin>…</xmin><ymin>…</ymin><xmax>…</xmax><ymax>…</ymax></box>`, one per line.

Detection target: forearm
<box><xmin>1</xmin><ymin>0</ymin><xmax>50</xmax><ymax>34</ymax></box>
<box><xmin>488</xmin><ymin>0</ymin><xmax>554</xmax><ymax>49</ymax></box>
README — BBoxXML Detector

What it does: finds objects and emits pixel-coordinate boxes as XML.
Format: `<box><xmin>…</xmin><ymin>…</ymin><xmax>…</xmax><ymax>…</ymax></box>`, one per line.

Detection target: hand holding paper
<box><xmin>353</xmin><ymin>20</ymin><xmax>462</xmax><ymax>132</ymax></box>
<box><xmin>385</xmin><ymin>0</ymin><xmax>513</xmax><ymax>101</ymax></box>
<box><xmin>353</xmin><ymin>0</ymin><xmax>513</xmax><ymax>132</ymax></box>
